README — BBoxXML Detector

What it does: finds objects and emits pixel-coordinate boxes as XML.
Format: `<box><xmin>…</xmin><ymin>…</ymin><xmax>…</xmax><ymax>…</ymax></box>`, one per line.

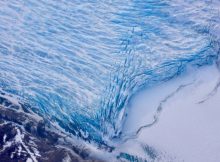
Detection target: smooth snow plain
<box><xmin>115</xmin><ymin>63</ymin><xmax>220</xmax><ymax>162</ymax></box>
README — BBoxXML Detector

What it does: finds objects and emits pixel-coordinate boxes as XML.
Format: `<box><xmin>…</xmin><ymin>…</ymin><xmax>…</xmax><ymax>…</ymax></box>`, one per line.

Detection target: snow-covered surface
<box><xmin>0</xmin><ymin>0</ymin><xmax>220</xmax><ymax>161</ymax></box>
<box><xmin>14</xmin><ymin>128</ymin><xmax>38</xmax><ymax>162</ymax></box>
<box><xmin>116</xmin><ymin>64</ymin><xmax>220</xmax><ymax>161</ymax></box>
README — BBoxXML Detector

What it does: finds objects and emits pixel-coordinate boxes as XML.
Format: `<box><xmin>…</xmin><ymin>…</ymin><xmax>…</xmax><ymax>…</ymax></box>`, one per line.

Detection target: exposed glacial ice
<box><xmin>0</xmin><ymin>0</ymin><xmax>220</xmax><ymax>161</ymax></box>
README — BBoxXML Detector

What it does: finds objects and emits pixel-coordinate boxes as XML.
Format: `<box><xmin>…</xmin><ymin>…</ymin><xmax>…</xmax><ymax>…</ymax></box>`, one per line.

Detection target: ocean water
<box><xmin>0</xmin><ymin>0</ymin><xmax>220</xmax><ymax>160</ymax></box>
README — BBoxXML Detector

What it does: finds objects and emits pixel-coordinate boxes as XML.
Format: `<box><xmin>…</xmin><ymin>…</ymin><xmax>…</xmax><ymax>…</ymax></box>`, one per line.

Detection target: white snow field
<box><xmin>116</xmin><ymin>63</ymin><xmax>220</xmax><ymax>162</ymax></box>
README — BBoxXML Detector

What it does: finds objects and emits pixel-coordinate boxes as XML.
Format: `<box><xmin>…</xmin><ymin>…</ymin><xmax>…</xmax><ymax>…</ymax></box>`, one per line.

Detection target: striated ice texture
<box><xmin>0</xmin><ymin>0</ymin><xmax>220</xmax><ymax>149</ymax></box>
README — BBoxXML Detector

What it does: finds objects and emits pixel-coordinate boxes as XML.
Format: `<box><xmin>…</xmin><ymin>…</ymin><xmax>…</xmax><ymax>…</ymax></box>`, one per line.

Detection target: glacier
<box><xmin>0</xmin><ymin>0</ymin><xmax>220</xmax><ymax>161</ymax></box>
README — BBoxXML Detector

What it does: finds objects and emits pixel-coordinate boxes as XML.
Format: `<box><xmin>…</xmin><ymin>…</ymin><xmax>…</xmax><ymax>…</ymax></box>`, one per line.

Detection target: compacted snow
<box><xmin>118</xmin><ymin>64</ymin><xmax>220</xmax><ymax>162</ymax></box>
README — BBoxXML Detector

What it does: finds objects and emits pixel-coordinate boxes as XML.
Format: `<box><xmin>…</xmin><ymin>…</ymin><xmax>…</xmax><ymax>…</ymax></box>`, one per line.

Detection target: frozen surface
<box><xmin>0</xmin><ymin>0</ymin><xmax>220</xmax><ymax>161</ymax></box>
<box><xmin>118</xmin><ymin>64</ymin><xmax>220</xmax><ymax>161</ymax></box>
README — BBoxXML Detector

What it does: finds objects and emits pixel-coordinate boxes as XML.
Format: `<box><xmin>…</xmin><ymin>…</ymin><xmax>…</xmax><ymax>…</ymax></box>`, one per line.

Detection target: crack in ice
<box><xmin>121</xmin><ymin>82</ymin><xmax>193</xmax><ymax>142</ymax></box>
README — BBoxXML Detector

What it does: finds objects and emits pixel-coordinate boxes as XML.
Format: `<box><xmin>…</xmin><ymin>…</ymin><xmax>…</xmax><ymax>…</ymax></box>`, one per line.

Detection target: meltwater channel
<box><xmin>0</xmin><ymin>0</ymin><xmax>220</xmax><ymax>161</ymax></box>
